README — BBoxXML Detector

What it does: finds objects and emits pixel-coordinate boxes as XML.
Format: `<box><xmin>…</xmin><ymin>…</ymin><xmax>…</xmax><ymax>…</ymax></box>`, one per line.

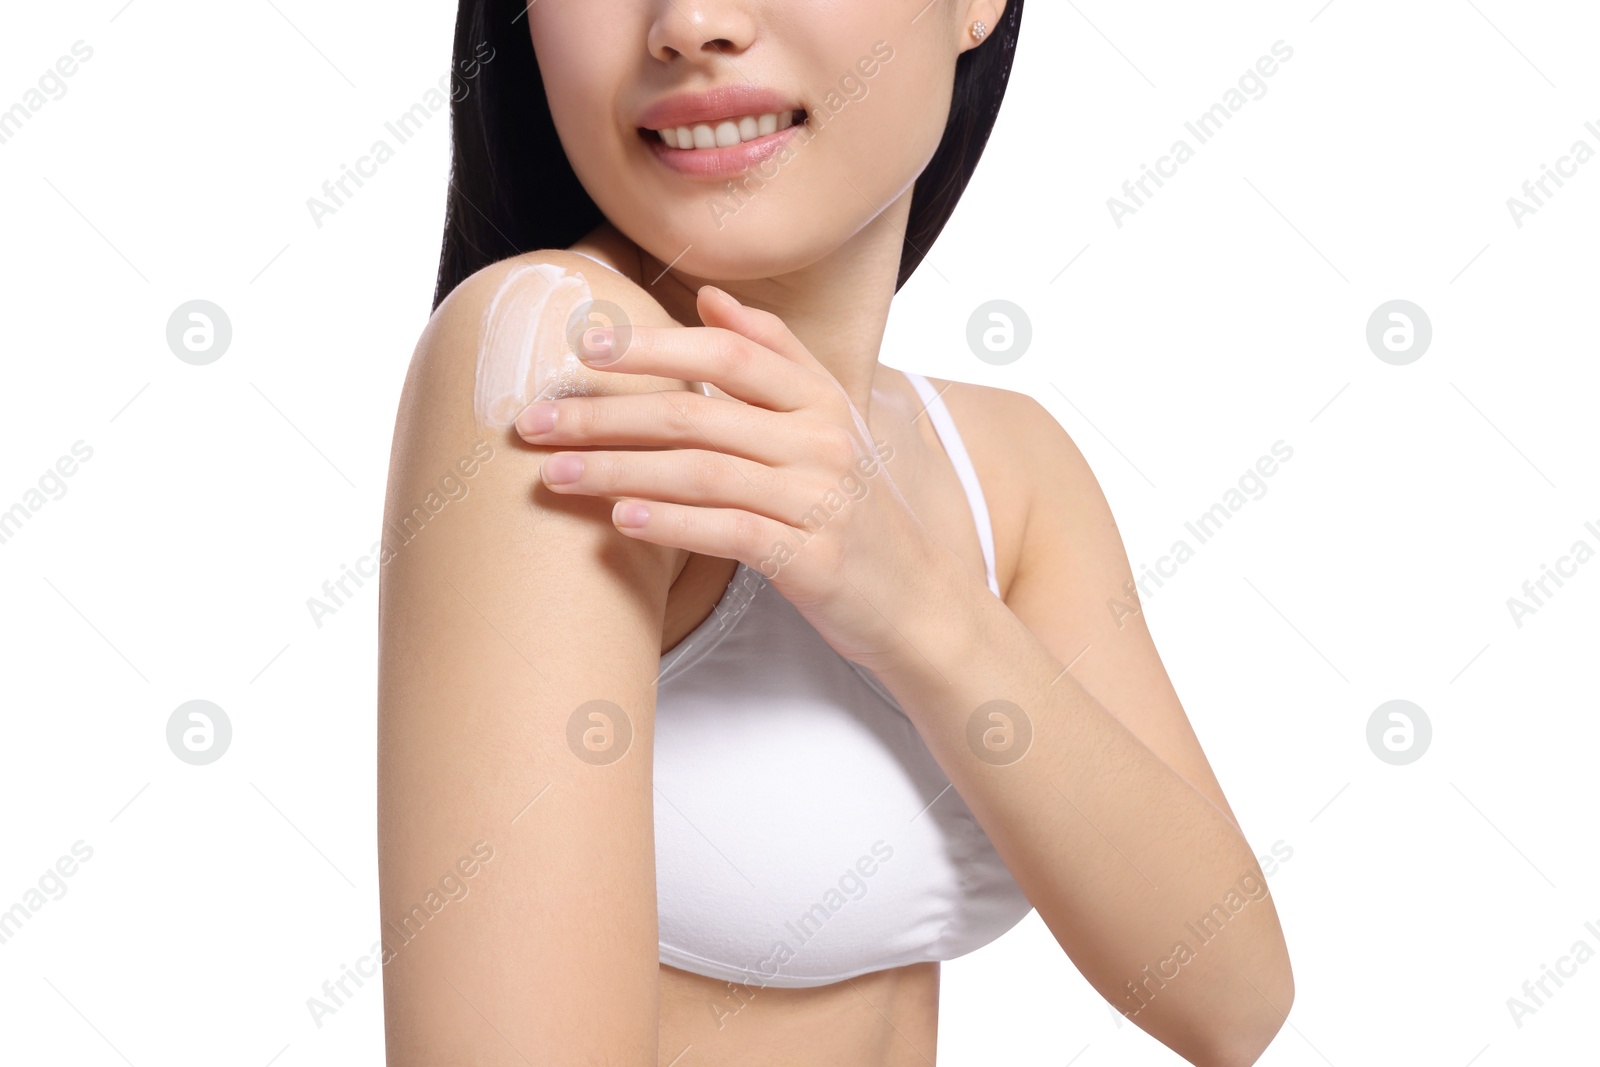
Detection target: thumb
<box><xmin>696</xmin><ymin>285</ymin><xmax>816</xmax><ymax>368</ymax></box>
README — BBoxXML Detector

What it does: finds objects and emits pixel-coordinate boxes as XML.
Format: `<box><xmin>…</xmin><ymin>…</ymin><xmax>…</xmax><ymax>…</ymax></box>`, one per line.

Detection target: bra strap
<box><xmin>903</xmin><ymin>372</ymin><xmax>1000</xmax><ymax>597</ymax></box>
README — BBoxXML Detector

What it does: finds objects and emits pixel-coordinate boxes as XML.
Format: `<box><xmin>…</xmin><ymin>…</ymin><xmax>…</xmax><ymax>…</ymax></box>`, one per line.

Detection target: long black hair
<box><xmin>432</xmin><ymin>0</ymin><xmax>1024</xmax><ymax>311</ymax></box>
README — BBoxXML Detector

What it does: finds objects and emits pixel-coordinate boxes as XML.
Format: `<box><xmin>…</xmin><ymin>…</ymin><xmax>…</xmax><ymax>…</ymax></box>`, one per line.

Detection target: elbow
<box><xmin>1190</xmin><ymin>956</ymin><xmax>1296</xmax><ymax>1067</ymax></box>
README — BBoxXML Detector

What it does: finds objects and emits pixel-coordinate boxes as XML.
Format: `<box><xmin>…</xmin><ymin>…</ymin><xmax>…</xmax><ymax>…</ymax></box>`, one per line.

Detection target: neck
<box><xmin>589</xmin><ymin>194</ymin><xmax>912</xmax><ymax>423</ymax></box>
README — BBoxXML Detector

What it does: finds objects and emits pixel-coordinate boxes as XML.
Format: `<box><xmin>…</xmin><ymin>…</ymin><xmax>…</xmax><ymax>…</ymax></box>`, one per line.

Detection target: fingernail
<box><xmin>541</xmin><ymin>454</ymin><xmax>584</xmax><ymax>484</ymax></box>
<box><xmin>579</xmin><ymin>327</ymin><xmax>616</xmax><ymax>363</ymax></box>
<box><xmin>701</xmin><ymin>285</ymin><xmax>736</xmax><ymax>308</ymax></box>
<box><xmin>614</xmin><ymin>501</ymin><xmax>650</xmax><ymax>528</ymax></box>
<box><xmin>517</xmin><ymin>402</ymin><xmax>558</xmax><ymax>435</ymax></box>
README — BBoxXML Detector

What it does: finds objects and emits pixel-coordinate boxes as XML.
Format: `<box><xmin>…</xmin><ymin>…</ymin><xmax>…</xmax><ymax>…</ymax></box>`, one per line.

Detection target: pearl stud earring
<box><xmin>970</xmin><ymin>20</ymin><xmax>987</xmax><ymax>42</ymax></box>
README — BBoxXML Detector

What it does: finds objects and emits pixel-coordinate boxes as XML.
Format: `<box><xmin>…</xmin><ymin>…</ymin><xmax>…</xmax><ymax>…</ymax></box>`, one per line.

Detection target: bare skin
<box><xmin>656</xmin><ymin>961</ymin><xmax>941</xmax><ymax>1066</ymax></box>
<box><xmin>570</xmin><ymin>223</ymin><xmax>1018</xmax><ymax>1066</ymax></box>
<box><xmin>378</xmin><ymin>239</ymin><xmax>1028</xmax><ymax>1066</ymax></box>
<box><xmin>379</xmin><ymin>225</ymin><xmax>1290</xmax><ymax>1063</ymax></box>
<box><xmin>548</xmin><ymin>224</ymin><xmax>1292</xmax><ymax>1064</ymax></box>
<box><xmin>379</xmin><ymin>210</ymin><xmax>1292</xmax><ymax>1062</ymax></box>
<box><xmin>644</xmin><ymin>381</ymin><xmax>989</xmax><ymax>1064</ymax></box>
<box><xmin>382</xmin><ymin>2</ymin><xmax>1290</xmax><ymax>1056</ymax></box>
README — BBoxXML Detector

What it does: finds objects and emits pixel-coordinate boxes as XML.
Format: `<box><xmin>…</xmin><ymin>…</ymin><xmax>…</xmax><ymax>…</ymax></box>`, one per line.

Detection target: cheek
<box><xmin>819</xmin><ymin>46</ymin><xmax>954</xmax><ymax>187</ymax></box>
<box><xmin>536</xmin><ymin>48</ymin><xmax>598</xmax><ymax>128</ymax></box>
<box><xmin>529</xmin><ymin>15</ymin><xmax>620</xmax><ymax>151</ymax></box>
<box><xmin>536</xmin><ymin>59</ymin><xmax>630</xmax><ymax>200</ymax></box>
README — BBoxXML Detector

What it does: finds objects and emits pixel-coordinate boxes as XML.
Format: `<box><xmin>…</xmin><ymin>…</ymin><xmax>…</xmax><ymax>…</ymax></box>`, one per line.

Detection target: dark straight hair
<box><xmin>432</xmin><ymin>0</ymin><xmax>1024</xmax><ymax>312</ymax></box>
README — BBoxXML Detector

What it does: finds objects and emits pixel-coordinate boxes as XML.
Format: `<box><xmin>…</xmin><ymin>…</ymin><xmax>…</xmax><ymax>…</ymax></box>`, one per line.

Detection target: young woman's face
<box><xmin>528</xmin><ymin>0</ymin><xmax>987</xmax><ymax>281</ymax></box>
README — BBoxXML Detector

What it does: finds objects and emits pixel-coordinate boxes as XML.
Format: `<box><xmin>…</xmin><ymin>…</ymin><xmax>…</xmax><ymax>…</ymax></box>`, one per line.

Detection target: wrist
<box><xmin>875</xmin><ymin>543</ymin><xmax>988</xmax><ymax>687</ymax></box>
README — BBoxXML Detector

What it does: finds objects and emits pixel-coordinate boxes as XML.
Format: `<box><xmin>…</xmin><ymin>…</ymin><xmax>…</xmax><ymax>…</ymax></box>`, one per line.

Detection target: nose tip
<box><xmin>647</xmin><ymin>4</ymin><xmax>754</xmax><ymax>63</ymax></box>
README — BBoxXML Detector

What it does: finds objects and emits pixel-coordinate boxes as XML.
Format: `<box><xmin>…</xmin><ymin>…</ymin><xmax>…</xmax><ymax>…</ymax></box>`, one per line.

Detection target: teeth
<box><xmin>657</xmin><ymin>110</ymin><xmax>799</xmax><ymax>149</ymax></box>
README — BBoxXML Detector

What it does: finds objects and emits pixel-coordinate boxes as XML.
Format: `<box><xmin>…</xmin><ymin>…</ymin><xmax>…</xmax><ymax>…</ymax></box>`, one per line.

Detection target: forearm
<box><xmin>872</xmin><ymin>554</ymin><xmax>1293</xmax><ymax>1063</ymax></box>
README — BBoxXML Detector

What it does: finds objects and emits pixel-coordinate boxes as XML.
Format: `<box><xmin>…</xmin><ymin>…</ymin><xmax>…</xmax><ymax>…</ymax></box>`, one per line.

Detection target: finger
<box><xmin>609</xmin><ymin>497</ymin><xmax>798</xmax><ymax>578</ymax></box>
<box><xmin>540</xmin><ymin>447</ymin><xmax>818</xmax><ymax>518</ymax></box>
<box><xmin>516</xmin><ymin>390</ymin><xmax>837</xmax><ymax>469</ymax></box>
<box><xmin>578</xmin><ymin>321</ymin><xmax>825</xmax><ymax>412</ymax></box>
<box><xmin>696</xmin><ymin>285</ymin><xmax>820</xmax><ymax>371</ymax></box>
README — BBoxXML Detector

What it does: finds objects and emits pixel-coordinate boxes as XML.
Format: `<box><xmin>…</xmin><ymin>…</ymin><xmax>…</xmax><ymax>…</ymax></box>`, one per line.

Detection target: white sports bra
<box><xmin>651</xmin><ymin>369</ymin><xmax>1034</xmax><ymax>989</ymax></box>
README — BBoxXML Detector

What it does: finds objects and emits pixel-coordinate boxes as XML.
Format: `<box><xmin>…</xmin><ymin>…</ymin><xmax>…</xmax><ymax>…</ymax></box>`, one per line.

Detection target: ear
<box><xmin>960</xmin><ymin>0</ymin><xmax>1006</xmax><ymax>52</ymax></box>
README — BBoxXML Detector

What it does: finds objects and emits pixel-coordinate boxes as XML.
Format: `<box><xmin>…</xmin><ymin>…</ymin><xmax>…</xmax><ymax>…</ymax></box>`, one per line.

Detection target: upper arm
<box><xmin>1003</xmin><ymin>396</ymin><xmax>1241</xmax><ymax>829</ymax></box>
<box><xmin>376</xmin><ymin>251</ymin><xmax>690</xmax><ymax>1064</ymax></box>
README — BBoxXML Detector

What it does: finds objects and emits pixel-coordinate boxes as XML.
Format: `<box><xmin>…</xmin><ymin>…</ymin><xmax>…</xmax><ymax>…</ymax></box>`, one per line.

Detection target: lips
<box><xmin>643</xmin><ymin>118</ymin><xmax>805</xmax><ymax>179</ymax></box>
<box><xmin>635</xmin><ymin>83</ymin><xmax>812</xmax><ymax>181</ymax></box>
<box><xmin>638</xmin><ymin>84</ymin><xmax>805</xmax><ymax>133</ymax></box>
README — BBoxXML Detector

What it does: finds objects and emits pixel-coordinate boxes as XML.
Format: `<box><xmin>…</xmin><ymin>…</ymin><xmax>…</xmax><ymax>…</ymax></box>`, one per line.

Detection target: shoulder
<box><xmin>439</xmin><ymin>247</ymin><xmax>671</xmax><ymax>326</ymax></box>
<box><xmin>385</xmin><ymin>250</ymin><xmax>695</xmax><ymax>585</ymax></box>
<box><xmin>913</xmin><ymin>375</ymin><xmax>1097</xmax><ymax>597</ymax></box>
<box><xmin>926</xmin><ymin>373</ymin><xmax>1096</xmax><ymax>496</ymax></box>
<box><xmin>394</xmin><ymin>247</ymin><xmax>701</xmax><ymax>466</ymax></box>
<box><xmin>408</xmin><ymin>249</ymin><xmax>696</xmax><ymax>423</ymax></box>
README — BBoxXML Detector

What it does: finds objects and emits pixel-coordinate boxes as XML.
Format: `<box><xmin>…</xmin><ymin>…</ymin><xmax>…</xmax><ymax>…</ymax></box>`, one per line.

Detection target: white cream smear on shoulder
<box><xmin>474</xmin><ymin>263</ymin><xmax>601</xmax><ymax>428</ymax></box>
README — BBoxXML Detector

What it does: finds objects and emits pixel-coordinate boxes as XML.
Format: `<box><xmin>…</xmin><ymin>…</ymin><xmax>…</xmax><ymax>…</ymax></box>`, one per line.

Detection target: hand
<box><xmin>513</xmin><ymin>285</ymin><xmax>951</xmax><ymax>672</ymax></box>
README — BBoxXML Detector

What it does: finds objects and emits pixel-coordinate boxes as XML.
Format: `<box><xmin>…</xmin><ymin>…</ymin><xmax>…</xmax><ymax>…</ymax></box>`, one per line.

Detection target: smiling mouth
<box><xmin>642</xmin><ymin>108</ymin><xmax>809</xmax><ymax>150</ymax></box>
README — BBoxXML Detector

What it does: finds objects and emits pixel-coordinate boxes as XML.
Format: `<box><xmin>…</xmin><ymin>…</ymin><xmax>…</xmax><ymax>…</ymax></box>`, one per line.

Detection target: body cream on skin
<box><xmin>474</xmin><ymin>262</ymin><xmax>711</xmax><ymax>428</ymax></box>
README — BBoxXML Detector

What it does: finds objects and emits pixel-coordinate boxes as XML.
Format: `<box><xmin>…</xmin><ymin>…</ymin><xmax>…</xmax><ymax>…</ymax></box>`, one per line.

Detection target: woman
<box><xmin>377</xmin><ymin>1</ymin><xmax>1294</xmax><ymax>1063</ymax></box>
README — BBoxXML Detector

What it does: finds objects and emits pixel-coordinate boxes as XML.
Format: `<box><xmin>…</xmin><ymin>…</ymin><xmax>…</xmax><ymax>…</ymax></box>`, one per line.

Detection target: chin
<box><xmin>618</xmin><ymin>201</ymin><xmax>851</xmax><ymax>283</ymax></box>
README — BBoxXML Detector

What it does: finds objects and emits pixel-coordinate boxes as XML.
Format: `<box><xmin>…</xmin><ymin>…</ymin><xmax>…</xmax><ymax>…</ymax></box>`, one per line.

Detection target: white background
<box><xmin>2</xmin><ymin>1</ymin><xmax>1597</xmax><ymax>1064</ymax></box>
